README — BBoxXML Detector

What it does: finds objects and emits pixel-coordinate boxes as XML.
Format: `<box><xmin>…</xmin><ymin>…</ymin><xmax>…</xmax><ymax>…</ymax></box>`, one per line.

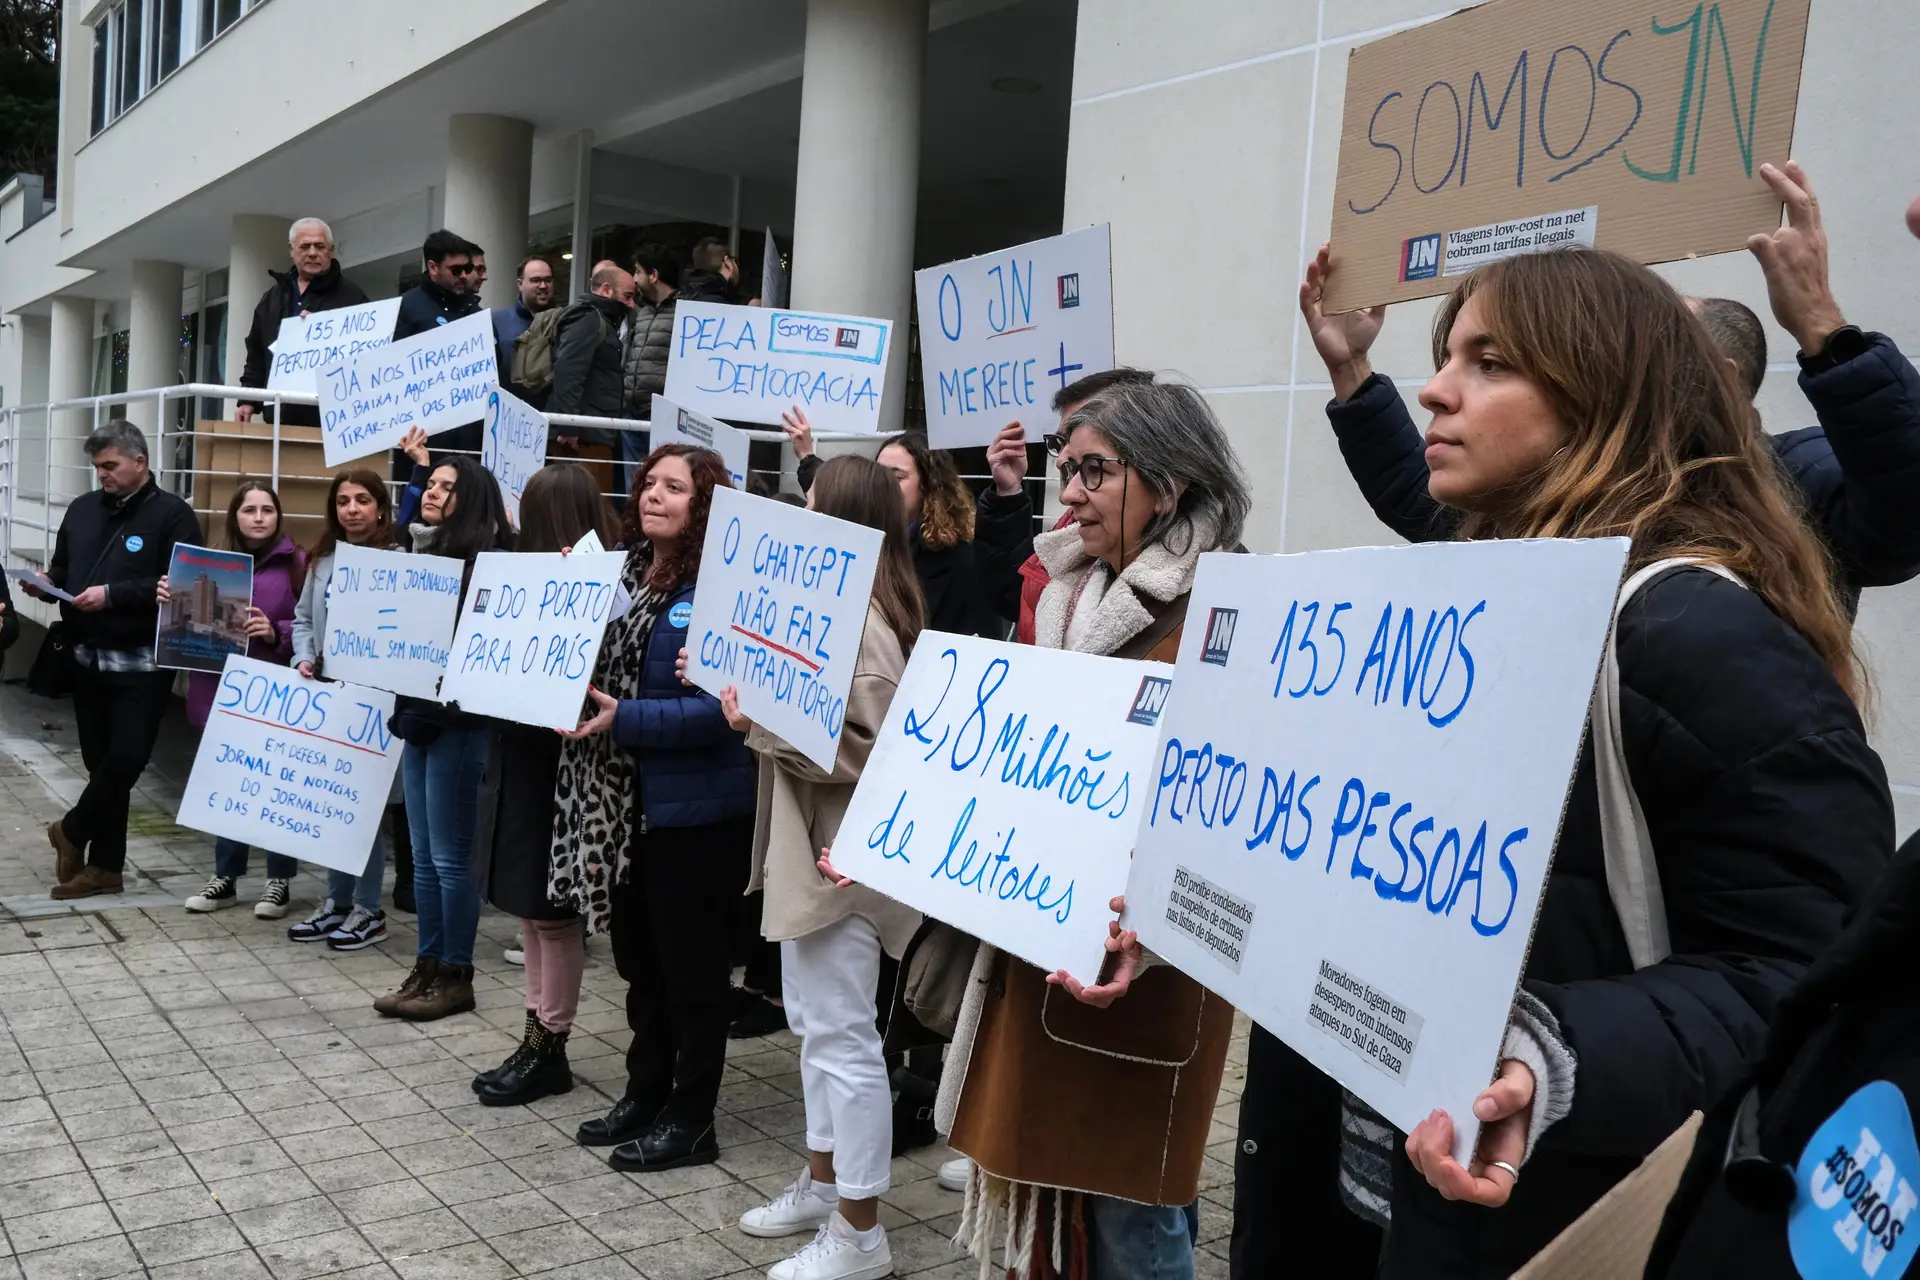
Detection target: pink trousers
<box><xmin>520</xmin><ymin>917</ymin><xmax>585</xmax><ymax>1033</ymax></box>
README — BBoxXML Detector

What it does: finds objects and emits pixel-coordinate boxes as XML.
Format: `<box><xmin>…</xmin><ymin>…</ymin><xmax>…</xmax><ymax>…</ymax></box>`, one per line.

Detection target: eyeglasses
<box><xmin>1045</xmin><ymin>435</ymin><xmax>1128</xmax><ymax>493</ymax></box>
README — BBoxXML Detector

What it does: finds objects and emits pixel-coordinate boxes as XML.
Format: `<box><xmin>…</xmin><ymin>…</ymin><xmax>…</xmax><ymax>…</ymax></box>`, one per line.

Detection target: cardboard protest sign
<box><xmin>437</xmin><ymin>550</ymin><xmax>627</xmax><ymax>730</ymax></box>
<box><xmin>155</xmin><ymin>544</ymin><xmax>253</xmax><ymax>673</ymax></box>
<box><xmin>177</xmin><ymin>655</ymin><xmax>402</xmax><ymax>875</ymax></box>
<box><xmin>915</xmin><ymin>225</ymin><xmax>1115</xmax><ymax>448</ymax></box>
<box><xmin>1126</xmin><ymin>538</ymin><xmax>1628</xmax><ymax>1163</ymax></box>
<box><xmin>682</xmin><ymin>487</ymin><xmax>884</xmax><ymax>773</ymax></box>
<box><xmin>665</xmin><ymin>302</ymin><xmax>891</xmax><ymax>434</ymax></box>
<box><xmin>482</xmin><ymin>387</ymin><xmax>547</xmax><ymax>528</ymax></box>
<box><xmin>652</xmin><ymin>394</ymin><xmax>750</xmax><ymax>490</ymax></box>
<box><xmin>319</xmin><ymin>544</ymin><xmax>464</xmax><ymax>700</ymax></box>
<box><xmin>833</xmin><ymin>633</ymin><xmax>1170</xmax><ymax>983</ymax></box>
<box><xmin>267</xmin><ymin>299</ymin><xmax>403</xmax><ymax>392</ymax></box>
<box><xmin>317</xmin><ymin>311</ymin><xmax>497</xmax><ymax>466</ymax></box>
<box><xmin>1324</xmin><ymin>0</ymin><xmax>1812</xmax><ymax>312</ymax></box>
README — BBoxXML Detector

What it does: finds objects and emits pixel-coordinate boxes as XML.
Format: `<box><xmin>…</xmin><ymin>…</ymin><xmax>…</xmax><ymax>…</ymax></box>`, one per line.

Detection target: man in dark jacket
<box><xmin>681</xmin><ymin>236</ymin><xmax>739</xmax><ymax>305</ymax></box>
<box><xmin>21</xmin><ymin>421</ymin><xmax>202</xmax><ymax>900</ymax></box>
<box><xmin>547</xmin><ymin>265</ymin><xmax>635</xmax><ymax>457</ymax></box>
<box><xmin>620</xmin><ymin>243</ymin><xmax>683</xmax><ymax>489</ymax></box>
<box><xmin>393</xmin><ymin>229</ymin><xmax>486</xmax><ymax>460</ymax></box>
<box><xmin>0</xmin><ymin>571</ymin><xmax>17</xmax><ymax>656</ymax></box>
<box><xmin>492</xmin><ymin>254</ymin><xmax>556</xmax><ymax>390</ymax></box>
<box><xmin>235</xmin><ymin>217</ymin><xmax>370</xmax><ymax>426</ymax></box>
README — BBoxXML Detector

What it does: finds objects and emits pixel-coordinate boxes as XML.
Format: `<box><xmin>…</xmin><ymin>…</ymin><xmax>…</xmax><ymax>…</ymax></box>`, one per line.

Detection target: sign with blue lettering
<box><xmin>652</xmin><ymin>393</ymin><xmax>751</xmax><ymax>490</ymax></box>
<box><xmin>267</xmin><ymin>299</ymin><xmax>403</xmax><ymax>393</ymax></box>
<box><xmin>320</xmin><ymin>544</ymin><xmax>465</xmax><ymax>701</ymax></box>
<box><xmin>915</xmin><ymin>225</ymin><xmax>1115</xmax><ymax>449</ymax></box>
<box><xmin>177</xmin><ymin>654</ymin><xmax>402</xmax><ymax>875</ymax></box>
<box><xmin>1127</xmin><ymin>538</ymin><xmax>1629</xmax><ymax>1164</ymax></box>
<box><xmin>482</xmin><ymin>387</ymin><xmax>547</xmax><ymax>528</ymax></box>
<box><xmin>664</xmin><ymin>302</ymin><xmax>892</xmax><ymax>435</ymax></box>
<box><xmin>317</xmin><ymin>310</ymin><xmax>498</xmax><ymax>466</ymax></box>
<box><xmin>833</xmin><ymin>634</ymin><xmax>1171</xmax><ymax>983</ymax></box>
<box><xmin>1790</xmin><ymin>1081</ymin><xmax>1920</xmax><ymax>1280</ymax></box>
<box><xmin>682</xmin><ymin>486</ymin><xmax>884</xmax><ymax>773</ymax></box>
<box><xmin>436</xmin><ymin>550</ymin><xmax>627</xmax><ymax>730</ymax></box>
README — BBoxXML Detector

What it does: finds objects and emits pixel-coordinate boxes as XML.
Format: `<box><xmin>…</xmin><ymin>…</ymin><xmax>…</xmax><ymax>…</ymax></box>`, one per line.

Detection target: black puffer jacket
<box><xmin>1327</xmin><ymin>333</ymin><xmax>1920</xmax><ymax>613</ymax></box>
<box><xmin>622</xmin><ymin>294</ymin><xmax>677</xmax><ymax>418</ymax></box>
<box><xmin>1382</xmin><ymin>567</ymin><xmax>1893</xmax><ymax>1277</ymax></box>
<box><xmin>237</xmin><ymin>261</ymin><xmax>371</xmax><ymax>424</ymax></box>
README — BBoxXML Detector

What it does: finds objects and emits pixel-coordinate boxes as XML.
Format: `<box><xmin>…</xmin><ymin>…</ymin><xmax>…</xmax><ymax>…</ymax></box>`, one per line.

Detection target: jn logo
<box><xmin>1057</xmin><ymin>273</ymin><xmax>1081</xmax><ymax>309</ymax></box>
<box><xmin>1201</xmin><ymin>608</ymin><xmax>1238</xmax><ymax>666</ymax></box>
<box><xmin>834</xmin><ymin>327</ymin><xmax>861</xmax><ymax>349</ymax></box>
<box><xmin>1129</xmin><ymin>675</ymin><xmax>1172</xmax><ymax>726</ymax></box>
<box><xmin>471</xmin><ymin>589</ymin><xmax>492</xmax><ymax>614</ymax></box>
<box><xmin>1401</xmin><ymin>234</ymin><xmax>1442</xmax><ymax>282</ymax></box>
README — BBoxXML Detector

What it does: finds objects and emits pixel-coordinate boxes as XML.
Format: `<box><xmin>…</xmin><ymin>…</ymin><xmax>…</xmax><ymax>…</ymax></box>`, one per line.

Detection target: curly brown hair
<box><xmin>879</xmin><ymin>430</ymin><xmax>974</xmax><ymax>551</ymax></box>
<box><xmin>621</xmin><ymin>444</ymin><xmax>733</xmax><ymax>592</ymax></box>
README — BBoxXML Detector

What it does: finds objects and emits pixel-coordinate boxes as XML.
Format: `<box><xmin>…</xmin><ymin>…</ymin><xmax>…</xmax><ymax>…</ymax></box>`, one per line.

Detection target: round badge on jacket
<box><xmin>1788</xmin><ymin>1079</ymin><xmax>1920</xmax><ymax>1278</ymax></box>
<box><xmin>124</xmin><ymin>535</ymin><xmax>144</xmax><ymax>552</ymax></box>
<box><xmin>669</xmin><ymin>601</ymin><xmax>694</xmax><ymax>628</ymax></box>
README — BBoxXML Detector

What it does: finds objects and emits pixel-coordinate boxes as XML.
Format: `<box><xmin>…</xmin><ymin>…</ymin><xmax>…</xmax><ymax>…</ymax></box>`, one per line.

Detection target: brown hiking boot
<box><xmin>397</xmin><ymin>961</ymin><xmax>476</xmax><ymax>1022</ymax></box>
<box><xmin>49</xmin><ymin>820</ymin><xmax>81</xmax><ymax>883</ymax></box>
<box><xmin>50</xmin><ymin>866</ymin><xmax>122</xmax><ymax>900</ymax></box>
<box><xmin>374</xmin><ymin>956</ymin><xmax>438</xmax><ymax>1017</ymax></box>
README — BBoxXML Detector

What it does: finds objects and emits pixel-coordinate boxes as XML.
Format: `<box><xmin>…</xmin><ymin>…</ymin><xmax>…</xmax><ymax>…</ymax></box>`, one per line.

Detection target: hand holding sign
<box><xmin>1406</xmin><ymin>1059</ymin><xmax>1536</xmax><ymax>1207</ymax></box>
<box><xmin>1301</xmin><ymin>243</ymin><xmax>1386</xmax><ymax>403</ymax></box>
<box><xmin>1746</xmin><ymin>161</ymin><xmax>1848</xmax><ymax>354</ymax></box>
<box><xmin>1044</xmin><ymin>896</ymin><xmax>1143</xmax><ymax>1009</ymax></box>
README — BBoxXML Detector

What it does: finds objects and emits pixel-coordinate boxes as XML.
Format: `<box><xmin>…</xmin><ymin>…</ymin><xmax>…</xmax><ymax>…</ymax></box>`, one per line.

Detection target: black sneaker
<box><xmin>184</xmin><ymin>875</ymin><xmax>238</xmax><ymax>913</ymax></box>
<box><xmin>288</xmin><ymin>898</ymin><xmax>348</xmax><ymax>942</ymax></box>
<box><xmin>325</xmin><ymin>906</ymin><xmax>388</xmax><ymax>952</ymax></box>
<box><xmin>729</xmin><ymin>995</ymin><xmax>790</xmax><ymax>1039</ymax></box>
<box><xmin>254</xmin><ymin>878</ymin><xmax>292</xmax><ymax>920</ymax></box>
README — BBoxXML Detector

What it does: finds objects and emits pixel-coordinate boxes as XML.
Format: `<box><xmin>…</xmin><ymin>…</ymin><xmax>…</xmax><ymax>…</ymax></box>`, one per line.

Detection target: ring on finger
<box><xmin>1487</xmin><ymin>1160</ymin><xmax>1520</xmax><ymax>1182</ymax></box>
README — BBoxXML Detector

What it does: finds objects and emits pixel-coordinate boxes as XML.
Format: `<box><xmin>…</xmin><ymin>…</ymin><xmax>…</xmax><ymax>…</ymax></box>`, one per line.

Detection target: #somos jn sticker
<box><xmin>1791</xmin><ymin>1080</ymin><xmax>1920</xmax><ymax>1279</ymax></box>
<box><xmin>669</xmin><ymin>601</ymin><xmax>693</xmax><ymax>628</ymax></box>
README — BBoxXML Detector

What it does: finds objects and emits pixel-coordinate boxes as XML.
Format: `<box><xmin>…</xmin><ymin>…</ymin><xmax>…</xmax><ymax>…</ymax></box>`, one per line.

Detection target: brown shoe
<box><xmin>397</xmin><ymin>961</ymin><xmax>476</xmax><ymax>1022</ymax></box>
<box><xmin>373</xmin><ymin>956</ymin><xmax>438</xmax><ymax>1017</ymax></box>
<box><xmin>49</xmin><ymin>820</ymin><xmax>82</xmax><ymax>883</ymax></box>
<box><xmin>50</xmin><ymin>866</ymin><xmax>123</xmax><ymax>900</ymax></box>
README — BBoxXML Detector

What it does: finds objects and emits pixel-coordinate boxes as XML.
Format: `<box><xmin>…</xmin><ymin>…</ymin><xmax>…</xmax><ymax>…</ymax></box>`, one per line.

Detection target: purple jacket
<box><xmin>186</xmin><ymin>535</ymin><xmax>307</xmax><ymax>727</ymax></box>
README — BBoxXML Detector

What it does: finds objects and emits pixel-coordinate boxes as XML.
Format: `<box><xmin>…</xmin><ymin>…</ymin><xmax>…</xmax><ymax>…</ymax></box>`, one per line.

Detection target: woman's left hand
<box><xmin>720</xmin><ymin>686</ymin><xmax>751</xmax><ymax>733</ymax></box>
<box><xmin>1047</xmin><ymin>895</ymin><xmax>1141</xmax><ymax>1008</ymax></box>
<box><xmin>559</xmin><ymin>686</ymin><xmax>617</xmax><ymax>739</ymax></box>
<box><xmin>675</xmin><ymin>646</ymin><xmax>694</xmax><ymax>687</ymax></box>
<box><xmin>244</xmin><ymin>607</ymin><xmax>275</xmax><ymax>640</ymax></box>
<box><xmin>817</xmin><ymin>847</ymin><xmax>855</xmax><ymax>887</ymax></box>
<box><xmin>1405</xmin><ymin>1059</ymin><xmax>1536</xmax><ymax>1208</ymax></box>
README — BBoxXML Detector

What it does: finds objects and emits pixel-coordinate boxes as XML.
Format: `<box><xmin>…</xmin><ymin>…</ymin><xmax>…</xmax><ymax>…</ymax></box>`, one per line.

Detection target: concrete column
<box><xmin>569</xmin><ymin>132</ymin><xmax>594</xmax><ymax>302</ymax></box>
<box><xmin>48</xmin><ymin>295</ymin><xmax>93</xmax><ymax>503</ymax></box>
<box><xmin>444</xmin><ymin>115</ymin><xmax>533</xmax><ymax>310</ymax></box>
<box><xmin>225</xmin><ymin>215</ymin><xmax>288</xmax><ymax>413</ymax></box>
<box><xmin>790</xmin><ymin>0</ymin><xmax>928</xmax><ymax>435</ymax></box>
<box><xmin>17</xmin><ymin>313</ymin><xmax>50</xmax><ymax>406</ymax></box>
<box><xmin>127</xmin><ymin>259</ymin><xmax>185</xmax><ymax>439</ymax></box>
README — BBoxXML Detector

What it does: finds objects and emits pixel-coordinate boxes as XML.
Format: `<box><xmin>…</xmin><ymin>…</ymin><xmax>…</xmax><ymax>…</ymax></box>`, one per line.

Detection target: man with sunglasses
<box><xmin>392</xmin><ymin>229</ymin><xmax>488</xmax><ymax>460</ymax></box>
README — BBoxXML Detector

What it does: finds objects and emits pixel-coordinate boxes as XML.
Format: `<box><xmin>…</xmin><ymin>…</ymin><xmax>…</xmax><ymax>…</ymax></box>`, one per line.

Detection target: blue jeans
<box><xmin>401</xmin><ymin>727</ymin><xmax>487</xmax><ymax>968</ymax></box>
<box><xmin>324</xmin><ymin>824</ymin><xmax>387</xmax><ymax>913</ymax></box>
<box><xmin>213</xmin><ymin>838</ymin><xmax>296</xmax><ymax>882</ymax></box>
<box><xmin>1086</xmin><ymin>1195</ymin><xmax>1194</xmax><ymax>1280</ymax></box>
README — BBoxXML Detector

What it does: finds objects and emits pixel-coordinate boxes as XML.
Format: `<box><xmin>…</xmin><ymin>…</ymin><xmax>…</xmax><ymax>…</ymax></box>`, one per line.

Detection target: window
<box><xmin>156</xmin><ymin>0</ymin><xmax>184</xmax><ymax>80</ymax></box>
<box><xmin>90</xmin><ymin>24</ymin><xmax>109</xmax><ymax>133</ymax></box>
<box><xmin>201</xmin><ymin>0</ymin><xmax>244</xmax><ymax>44</ymax></box>
<box><xmin>90</xmin><ymin>0</ymin><xmax>268</xmax><ymax>135</ymax></box>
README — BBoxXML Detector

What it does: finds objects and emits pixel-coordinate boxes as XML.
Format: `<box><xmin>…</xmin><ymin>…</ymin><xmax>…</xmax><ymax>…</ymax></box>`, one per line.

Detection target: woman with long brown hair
<box><xmin>560</xmin><ymin>444</ymin><xmax>760</xmax><ymax>1170</ymax></box>
<box><xmin>1296</xmin><ymin>247</ymin><xmax>1892</xmax><ymax>1276</ymax></box>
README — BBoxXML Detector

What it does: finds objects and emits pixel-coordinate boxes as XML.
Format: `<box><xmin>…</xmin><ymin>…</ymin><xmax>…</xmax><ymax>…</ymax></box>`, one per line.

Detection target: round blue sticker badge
<box><xmin>124</xmin><ymin>534</ymin><xmax>144</xmax><ymax>552</ymax></box>
<box><xmin>668</xmin><ymin>601</ymin><xmax>694</xmax><ymax>628</ymax></box>
<box><xmin>1789</xmin><ymin>1079</ymin><xmax>1920</xmax><ymax>1279</ymax></box>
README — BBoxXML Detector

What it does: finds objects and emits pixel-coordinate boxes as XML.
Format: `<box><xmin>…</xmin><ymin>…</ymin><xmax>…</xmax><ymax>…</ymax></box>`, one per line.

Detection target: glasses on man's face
<box><xmin>445</xmin><ymin>263</ymin><xmax>476</xmax><ymax>276</ymax></box>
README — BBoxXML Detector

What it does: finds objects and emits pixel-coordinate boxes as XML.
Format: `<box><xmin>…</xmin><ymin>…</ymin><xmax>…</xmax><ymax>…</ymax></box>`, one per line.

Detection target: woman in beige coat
<box><xmin>720</xmin><ymin>455</ymin><xmax>925</xmax><ymax>1280</ymax></box>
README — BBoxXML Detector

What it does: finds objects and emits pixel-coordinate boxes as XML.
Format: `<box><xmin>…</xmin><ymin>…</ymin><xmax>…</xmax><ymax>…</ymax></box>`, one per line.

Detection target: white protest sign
<box><xmin>317</xmin><ymin>310</ymin><xmax>497</xmax><ymax>466</ymax></box>
<box><xmin>916</xmin><ymin>225</ymin><xmax>1115</xmax><ymax>448</ymax></box>
<box><xmin>482</xmin><ymin>387</ymin><xmax>547</xmax><ymax>527</ymax></box>
<box><xmin>665</xmin><ymin>301</ymin><xmax>891</xmax><ymax>434</ymax></box>
<box><xmin>834</xmin><ymin>633</ymin><xmax>1170</xmax><ymax>982</ymax></box>
<box><xmin>319</xmin><ymin>544</ymin><xmax>464</xmax><ymax>700</ymax></box>
<box><xmin>437</xmin><ymin>550</ymin><xmax>627</xmax><ymax>730</ymax></box>
<box><xmin>682</xmin><ymin>487</ymin><xmax>883</xmax><ymax>773</ymax></box>
<box><xmin>267</xmin><ymin>299</ymin><xmax>403</xmax><ymax>392</ymax></box>
<box><xmin>177</xmin><ymin>655</ymin><xmax>402</xmax><ymax>875</ymax></box>
<box><xmin>1126</xmin><ymin>538</ymin><xmax>1628</xmax><ymax>1164</ymax></box>
<box><xmin>652</xmin><ymin>393</ymin><xmax>750</xmax><ymax>489</ymax></box>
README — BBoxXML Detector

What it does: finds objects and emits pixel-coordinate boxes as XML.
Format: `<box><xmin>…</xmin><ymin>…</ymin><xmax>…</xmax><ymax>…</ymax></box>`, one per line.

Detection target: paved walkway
<box><xmin>0</xmin><ymin>682</ymin><xmax>1243</xmax><ymax>1280</ymax></box>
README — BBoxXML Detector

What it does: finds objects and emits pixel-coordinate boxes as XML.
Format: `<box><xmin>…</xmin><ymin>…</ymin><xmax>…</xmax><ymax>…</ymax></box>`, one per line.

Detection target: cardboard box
<box><xmin>1325</xmin><ymin>0</ymin><xmax>1811</xmax><ymax>312</ymax></box>
<box><xmin>188</xmin><ymin>419</ymin><xmax>392</xmax><ymax>549</ymax></box>
<box><xmin>1512</xmin><ymin>1112</ymin><xmax>1703</xmax><ymax>1280</ymax></box>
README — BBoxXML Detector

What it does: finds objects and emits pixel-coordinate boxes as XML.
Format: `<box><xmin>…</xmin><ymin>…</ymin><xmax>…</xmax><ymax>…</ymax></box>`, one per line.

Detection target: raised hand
<box><xmin>1300</xmin><ymin>242</ymin><xmax>1387</xmax><ymax>402</ymax></box>
<box><xmin>1748</xmin><ymin>161</ymin><xmax>1847</xmax><ymax>355</ymax></box>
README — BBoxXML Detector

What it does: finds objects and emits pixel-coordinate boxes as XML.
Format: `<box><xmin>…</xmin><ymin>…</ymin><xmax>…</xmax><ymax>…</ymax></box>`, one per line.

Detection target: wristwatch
<box><xmin>1797</xmin><ymin>324</ymin><xmax>1869</xmax><ymax>376</ymax></box>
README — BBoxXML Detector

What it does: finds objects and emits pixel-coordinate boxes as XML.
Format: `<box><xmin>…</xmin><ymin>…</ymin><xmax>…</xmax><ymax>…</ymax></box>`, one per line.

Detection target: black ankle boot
<box><xmin>479</xmin><ymin>1023</ymin><xmax>572</xmax><ymax>1107</ymax></box>
<box><xmin>474</xmin><ymin>1011</ymin><xmax>539</xmax><ymax>1094</ymax></box>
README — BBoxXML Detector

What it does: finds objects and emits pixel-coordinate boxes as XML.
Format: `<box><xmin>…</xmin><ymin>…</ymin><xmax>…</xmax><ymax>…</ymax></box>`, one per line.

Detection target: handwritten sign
<box><xmin>664</xmin><ymin>301</ymin><xmax>892</xmax><ymax>434</ymax></box>
<box><xmin>652</xmin><ymin>393</ymin><xmax>749</xmax><ymax>489</ymax></box>
<box><xmin>177</xmin><ymin>655</ymin><xmax>402</xmax><ymax>875</ymax></box>
<box><xmin>437</xmin><ymin>550</ymin><xmax>627</xmax><ymax>730</ymax></box>
<box><xmin>915</xmin><ymin>226</ymin><xmax>1115</xmax><ymax>448</ymax></box>
<box><xmin>1324</xmin><ymin>0</ymin><xmax>1811</xmax><ymax>311</ymax></box>
<box><xmin>483</xmin><ymin>387</ymin><xmax>547</xmax><ymax>527</ymax></box>
<box><xmin>1126</xmin><ymin>539</ymin><xmax>1628</xmax><ymax>1163</ymax></box>
<box><xmin>682</xmin><ymin>487</ymin><xmax>883</xmax><ymax>772</ymax></box>
<box><xmin>155</xmin><ymin>544</ymin><xmax>253</xmax><ymax>674</ymax></box>
<box><xmin>319</xmin><ymin>544</ymin><xmax>464</xmax><ymax>700</ymax></box>
<box><xmin>317</xmin><ymin>311</ymin><xmax>498</xmax><ymax>466</ymax></box>
<box><xmin>834</xmin><ymin>634</ymin><xmax>1168</xmax><ymax>982</ymax></box>
<box><xmin>267</xmin><ymin>299</ymin><xmax>403</xmax><ymax>392</ymax></box>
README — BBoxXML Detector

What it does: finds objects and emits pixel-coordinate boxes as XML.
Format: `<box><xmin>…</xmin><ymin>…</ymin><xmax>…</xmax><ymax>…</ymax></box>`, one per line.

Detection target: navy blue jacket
<box><xmin>1326</xmin><ymin>332</ymin><xmax>1920</xmax><ymax>614</ymax></box>
<box><xmin>609</xmin><ymin>579</ymin><xmax>756</xmax><ymax>831</ymax></box>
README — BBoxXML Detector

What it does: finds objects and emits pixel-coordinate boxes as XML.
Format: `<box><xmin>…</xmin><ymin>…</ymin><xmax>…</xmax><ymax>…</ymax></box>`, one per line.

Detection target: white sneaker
<box><xmin>768</xmin><ymin>1214</ymin><xmax>892</xmax><ymax>1280</ymax></box>
<box><xmin>739</xmin><ymin>1169</ymin><xmax>840</xmax><ymax>1239</ymax></box>
<box><xmin>503</xmin><ymin>947</ymin><xmax>525</xmax><ymax>966</ymax></box>
<box><xmin>936</xmin><ymin>1156</ymin><xmax>970</xmax><ymax>1192</ymax></box>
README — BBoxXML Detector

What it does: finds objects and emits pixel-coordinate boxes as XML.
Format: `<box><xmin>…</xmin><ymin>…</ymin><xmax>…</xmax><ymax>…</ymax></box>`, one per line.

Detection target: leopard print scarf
<box><xmin>547</xmin><ymin>551</ymin><xmax>661</xmax><ymax>936</ymax></box>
